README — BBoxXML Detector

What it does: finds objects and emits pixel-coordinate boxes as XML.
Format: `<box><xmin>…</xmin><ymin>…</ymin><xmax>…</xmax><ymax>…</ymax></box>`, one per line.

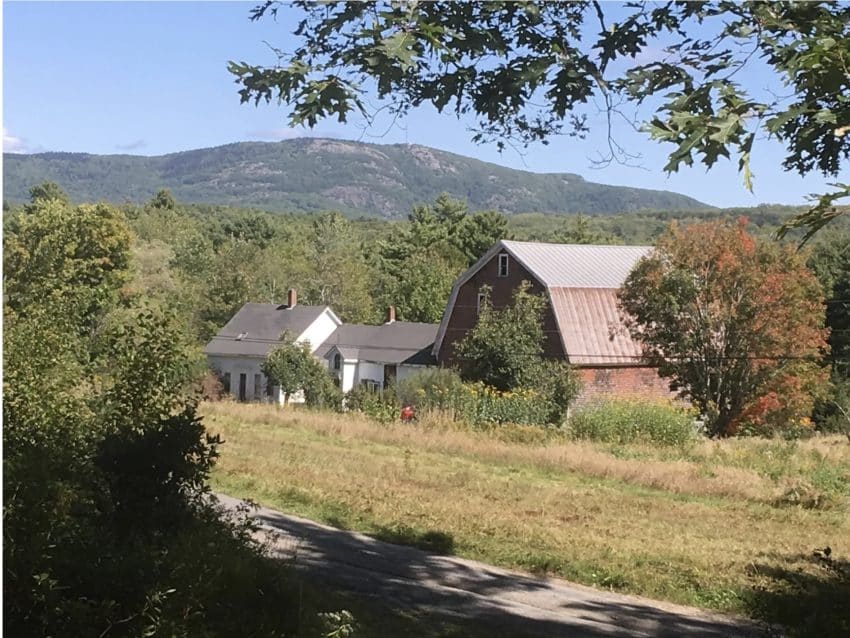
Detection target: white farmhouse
<box><xmin>315</xmin><ymin>307</ymin><xmax>437</xmax><ymax>393</ymax></box>
<box><xmin>204</xmin><ymin>289</ymin><xmax>341</xmax><ymax>403</ymax></box>
<box><xmin>205</xmin><ymin>294</ymin><xmax>438</xmax><ymax>402</ymax></box>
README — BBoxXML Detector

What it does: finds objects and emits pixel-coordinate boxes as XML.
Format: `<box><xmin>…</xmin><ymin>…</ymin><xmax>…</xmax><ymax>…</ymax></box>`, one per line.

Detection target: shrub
<box><xmin>304</xmin><ymin>368</ymin><xmax>344</xmax><ymax>412</ymax></box>
<box><xmin>398</xmin><ymin>368</ymin><xmax>471</xmax><ymax>414</ymax></box>
<box><xmin>345</xmin><ymin>383</ymin><xmax>399</xmax><ymax>423</ymax></box>
<box><xmin>567</xmin><ymin>399</ymin><xmax>697</xmax><ymax>446</ymax></box>
<box><xmin>464</xmin><ymin>382</ymin><xmax>552</xmax><ymax>425</ymax></box>
<box><xmin>528</xmin><ymin>360</ymin><xmax>582</xmax><ymax>424</ymax></box>
<box><xmin>398</xmin><ymin>368</ymin><xmax>577</xmax><ymax>427</ymax></box>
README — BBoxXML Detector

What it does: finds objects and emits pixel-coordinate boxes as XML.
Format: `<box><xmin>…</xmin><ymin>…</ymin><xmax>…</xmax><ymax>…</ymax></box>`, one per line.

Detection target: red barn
<box><xmin>433</xmin><ymin>240</ymin><xmax>673</xmax><ymax>404</ymax></box>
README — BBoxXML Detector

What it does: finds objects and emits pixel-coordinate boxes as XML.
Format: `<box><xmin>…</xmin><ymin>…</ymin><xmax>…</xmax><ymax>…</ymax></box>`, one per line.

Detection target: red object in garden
<box><xmin>400</xmin><ymin>405</ymin><xmax>415</xmax><ymax>422</ymax></box>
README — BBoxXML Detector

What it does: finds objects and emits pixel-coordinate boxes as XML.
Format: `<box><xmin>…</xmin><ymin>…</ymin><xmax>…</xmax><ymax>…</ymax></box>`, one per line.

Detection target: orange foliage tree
<box><xmin>618</xmin><ymin>219</ymin><xmax>828</xmax><ymax>437</ymax></box>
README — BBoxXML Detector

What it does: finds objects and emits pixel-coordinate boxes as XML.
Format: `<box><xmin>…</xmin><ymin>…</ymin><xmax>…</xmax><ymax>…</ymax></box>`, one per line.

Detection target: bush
<box><xmin>345</xmin><ymin>383</ymin><xmax>399</xmax><ymax>423</ymax></box>
<box><xmin>304</xmin><ymin>368</ymin><xmax>344</xmax><ymax>412</ymax></box>
<box><xmin>528</xmin><ymin>360</ymin><xmax>582</xmax><ymax>424</ymax></box>
<box><xmin>398</xmin><ymin>368</ymin><xmax>470</xmax><ymax>414</ymax></box>
<box><xmin>398</xmin><ymin>368</ymin><xmax>577</xmax><ymax>427</ymax></box>
<box><xmin>567</xmin><ymin>399</ymin><xmax>697</xmax><ymax>446</ymax></box>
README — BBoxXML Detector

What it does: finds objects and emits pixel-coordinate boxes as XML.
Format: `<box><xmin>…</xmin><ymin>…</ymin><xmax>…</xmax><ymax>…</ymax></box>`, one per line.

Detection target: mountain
<box><xmin>3</xmin><ymin>138</ymin><xmax>712</xmax><ymax>217</ymax></box>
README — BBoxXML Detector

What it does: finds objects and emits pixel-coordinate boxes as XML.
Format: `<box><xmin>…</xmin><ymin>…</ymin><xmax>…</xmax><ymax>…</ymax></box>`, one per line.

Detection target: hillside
<box><xmin>3</xmin><ymin>139</ymin><xmax>712</xmax><ymax>218</ymax></box>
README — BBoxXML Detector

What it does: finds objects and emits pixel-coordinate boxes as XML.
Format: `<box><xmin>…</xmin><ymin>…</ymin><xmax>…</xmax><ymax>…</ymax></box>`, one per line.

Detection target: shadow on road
<box><xmin>245</xmin><ymin>502</ymin><xmax>765</xmax><ymax>638</ymax></box>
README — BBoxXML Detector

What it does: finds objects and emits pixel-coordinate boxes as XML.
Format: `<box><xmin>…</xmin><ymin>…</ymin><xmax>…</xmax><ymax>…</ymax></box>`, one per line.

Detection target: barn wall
<box><xmin>437</xmin><ymin>251</ymin><xmax>565</xmax><ymax>364</ymax></box>
<box><xmin>574</xmin><ymin>366</ymin><xmax>675</xmax><ymax>406</ymax></box>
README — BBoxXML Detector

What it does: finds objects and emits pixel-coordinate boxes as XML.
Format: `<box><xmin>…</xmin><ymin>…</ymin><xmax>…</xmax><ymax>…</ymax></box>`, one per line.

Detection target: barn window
<box><xmin>333</xmin><ymin>352</ymin><xmax>342</xmax><ymax>370</ymax></box>
<box><xmin>222</xmin><ymin>372</ymin><xmax>231</xmax><ymax>394</ymax></box>
<box><xmin>254</xmin><ymin>373</ymin><xmax>262</xmax><ymax>400</ymax></box>
<box><xmin>498</xmin><ymin>253</ymin><xmax>509</xmax><ymax>277</ymax></box>
<box><xmin>477</xmin><ymin>292</ymin><xmax>487</xmax><ymax>315</ymax></box>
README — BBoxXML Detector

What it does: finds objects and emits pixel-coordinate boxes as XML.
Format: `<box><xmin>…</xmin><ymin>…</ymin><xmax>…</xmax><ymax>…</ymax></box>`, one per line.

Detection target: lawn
<box><xmin>205</xmin><ymin>402</ymin><xmax>850</xmax><ymax>636</ymax></box>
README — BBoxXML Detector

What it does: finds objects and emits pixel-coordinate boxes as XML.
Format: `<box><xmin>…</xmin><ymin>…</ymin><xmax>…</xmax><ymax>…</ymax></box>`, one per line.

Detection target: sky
<box><xmin>3</xmin><ymin>1</ymin><xmax>845</xmax><ymax>208</ymax></box>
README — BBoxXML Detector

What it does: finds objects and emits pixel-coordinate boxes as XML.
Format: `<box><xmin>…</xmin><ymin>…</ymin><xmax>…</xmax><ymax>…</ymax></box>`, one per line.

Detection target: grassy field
<box><xmin>205</xmin><ymin>402</ymin><xmax>850</xmax><ymax>636</ymax></box>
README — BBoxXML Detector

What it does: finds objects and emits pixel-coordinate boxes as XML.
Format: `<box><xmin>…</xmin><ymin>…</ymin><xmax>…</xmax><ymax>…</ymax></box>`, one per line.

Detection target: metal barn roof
<box><xmin>433</xmin><ymin>240</ymin><xmax>653</xmax><ymax>365</ymax></box>
<box><xmin>500</xmin><ymin>241</ymin><xmax>651</xmax><ymax>288</ymax></box>
<box><xmin>549</xmin><ymin>287</ymin><xmax>643</xmax><ymax>365</ymax></box>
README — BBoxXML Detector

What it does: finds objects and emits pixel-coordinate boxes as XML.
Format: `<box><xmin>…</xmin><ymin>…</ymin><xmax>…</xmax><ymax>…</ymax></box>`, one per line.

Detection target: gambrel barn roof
<box><xmin>434</xmin><ymin>240</ymin><xmax>653</xmax><ymax>366</ymax></box>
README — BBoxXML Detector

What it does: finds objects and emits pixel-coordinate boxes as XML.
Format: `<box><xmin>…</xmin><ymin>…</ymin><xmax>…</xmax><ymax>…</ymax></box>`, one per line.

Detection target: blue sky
<box><xmin>3</xmin><ymin>1</ymin><xmax>844</xmax><ymax>207</ymax></box>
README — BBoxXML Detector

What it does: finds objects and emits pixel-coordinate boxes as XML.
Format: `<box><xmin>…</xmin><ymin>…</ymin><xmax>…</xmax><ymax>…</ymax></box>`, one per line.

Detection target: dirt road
<box><xmin>217</xmin><ymin>494</ymin><xmax>767</xmax><ymax>637</ymax></box>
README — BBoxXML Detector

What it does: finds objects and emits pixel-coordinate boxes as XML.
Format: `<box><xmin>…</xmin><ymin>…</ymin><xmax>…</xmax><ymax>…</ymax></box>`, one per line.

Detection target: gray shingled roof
<box><xmin>316</xmin><ymin>322</ymin><xmax>438</xmax><ymax>365</ymax></box>
<box><xmin>204</xmin><ymin>303</ymin><xmax>332</xmax><ymax>358</ymax></box>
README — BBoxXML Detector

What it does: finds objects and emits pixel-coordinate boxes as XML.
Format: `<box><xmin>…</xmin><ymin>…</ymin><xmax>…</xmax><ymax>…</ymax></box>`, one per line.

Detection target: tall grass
<box><xmin>567</xmin><ymin>398</ymin><xmax>697</xmax><ymax>446</ymax></box>
<box><xmin>205</xmin><ymin>401</ymin><xmax>850</xmax><ymax>634</ymax></box>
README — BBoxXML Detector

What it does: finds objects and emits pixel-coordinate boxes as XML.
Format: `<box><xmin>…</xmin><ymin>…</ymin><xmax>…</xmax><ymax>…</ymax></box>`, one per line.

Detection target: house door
<box><xmin>239</xmin><ymin>373</ymin><xmax>247</xmax><ymax>401</ymax></box>
<box><xmin>383</xmin><ymin>364</ymin><xmax>397</xmax><ymax>389</ymax></box>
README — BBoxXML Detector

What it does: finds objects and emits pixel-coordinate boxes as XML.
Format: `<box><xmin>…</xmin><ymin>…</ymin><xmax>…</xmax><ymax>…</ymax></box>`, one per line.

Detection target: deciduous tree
<box><xmin>232</xmin><ymin>1</ymin><xmax>850</xmax><ymax>240</ymax></box>
<box><xmin>4</xmin><ymin>197</ymin><xmax>131</xmax><ymax>329</ymax></box>
<box><xmin>618</xmin><ymin>219</ymin><xmax>829</xmax><ymax>436</ymax></box>
<box><xmin>454</xmin><ymin>282</ymin><xmax>547</xmax><ymax>391</ymax></box>
<box><xmin>261</xmin><ymin>333</ymin><xmax>323</xmax><ymax>405</ymax></box>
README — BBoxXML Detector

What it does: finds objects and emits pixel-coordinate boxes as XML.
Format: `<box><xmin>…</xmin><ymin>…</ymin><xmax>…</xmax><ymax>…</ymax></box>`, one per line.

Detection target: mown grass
<box><xmin>205</xmin><ymin>402</ymin><xmax>850</xmax><ymax>636</ymax></box>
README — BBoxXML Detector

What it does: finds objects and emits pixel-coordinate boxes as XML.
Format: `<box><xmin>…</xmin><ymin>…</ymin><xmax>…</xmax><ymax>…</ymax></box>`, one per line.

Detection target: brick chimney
<box><xmin>385</xmin><ymin>305</ymin><xmax>396</xmax><ymax>324</ymax></box>
<box><xmin>287</xmin><ymin>288</ymin><xmax>297</xmax><ymax>308</ymax></box>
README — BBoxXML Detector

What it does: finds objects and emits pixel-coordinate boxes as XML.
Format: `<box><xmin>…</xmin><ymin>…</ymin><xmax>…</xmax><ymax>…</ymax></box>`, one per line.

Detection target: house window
<box><xmin>477</xmin><ymin>292</ymin><xmax>487</xmax><ymax>315</ymax></box>
<box><xmin>333</xmin><ymin>353</ymin><xmax>342</xmax><ymax>370</ymax></box>
<box><xmin>498</xmin><ymin>253</ymin><xmax>509</xmax><ymax>277</ymax></box>
<box><xmin>222</xmin><ymin>372</ymin><xmax>231</xmax><ymax>394</ymax></box>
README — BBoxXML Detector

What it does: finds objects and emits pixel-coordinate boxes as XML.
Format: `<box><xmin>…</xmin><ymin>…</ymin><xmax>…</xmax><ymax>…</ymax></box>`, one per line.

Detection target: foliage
<box><xmin>567</xmin><ymin>399</ymin><xmax>698</xmax><ymax>446</ymax></box>
<box><xmin>345</xmin><ymin>384</ymin><xmax>399</xmax><ymax>423</ymax></box>
<box><xmin>303</xmin><ymin>367</ymin><xmax>345</xmax><ymax>412</ymax></box>
<box><xmin>4</xmin><ymin>192</ymin><xmax>265</xmax><ymax>634</ymax></box>
<box><xmin>397</xmin><ymin>367</ymin><xmax>578</xmax><ymax>427</ymax></box>
<box><xmin>397</xmin><ymin>368</ymin><xmax>469</xmax><ymax>413</ymax></box>
<box><xmin>380</xmin><ymin>249</ymin><xmax>459</xmax><ymax>323</ymax></box>
<box><xmin>261</xmin><ymin>333</ymin><xmax>319</xmax><ymax>404</ymax></box>
<box><xmin>25</xmin><ymin>180</ymin><xmax>69</xmax><ymax>210</ymax></box>
<box><xmin>374</xmin><ymin>194</ymin><xmax>473</xmax><ymax>322</ymax></box>
<box><xmin>532</xmin><ymin>360</ymin><xmax>583</xmax><ymax>424</ymax></box>
<box><xmin>4</xmin><ymin>196</ymin><xmax>132</xmax><ymax>328</ymax></box>
<box><xmin>149</xmin><ymin>187</ymin><xmax>176</xmax><ymax>210</ymax></box>
<box><xmin>233</xmin><ymin>1</ymin><xmax>850</xmax><ymax>238</ymax></box>
<box><xmin>454</xmin><ymin>282</ymin><xmax>548</xmax><ymax>391</ymax></box>
<box><xmin>554</xmin><ymin>213</ymin><xmax>620</xmax><ymax>245</ymax></box>
<box><xmin>303</xmin><ymin>211</ymin><xmax>375</xmax><ymax>323</ymax></box>
<box><xmin>807</xmin><ymin>232</ymin><xmax>850</xmax><ymax>381</ymax></box>
<box><xmin>458</xmin><ymin>210</ymin><xmax>511</xmax><ymax>262</ymax></box>
<box><xmin>619</xmin><ymin>219</ymin><xmax>829</xmax><ymax>436</ymax></box>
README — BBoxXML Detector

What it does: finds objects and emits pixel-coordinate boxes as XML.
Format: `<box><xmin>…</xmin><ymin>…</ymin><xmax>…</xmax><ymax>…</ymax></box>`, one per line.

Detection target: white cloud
<box><xmin>3</xmin><ymin>127</ymin><xmax>31</xmax><ymax>153</ymax></box>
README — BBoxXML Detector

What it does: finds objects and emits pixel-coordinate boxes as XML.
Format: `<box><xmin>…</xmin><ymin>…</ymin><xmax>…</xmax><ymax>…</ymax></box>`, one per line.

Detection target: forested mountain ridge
<box><xmin>3</xmin><ymin>138</ymin><xmax>712</xmax><ymax>217</ymax></box>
